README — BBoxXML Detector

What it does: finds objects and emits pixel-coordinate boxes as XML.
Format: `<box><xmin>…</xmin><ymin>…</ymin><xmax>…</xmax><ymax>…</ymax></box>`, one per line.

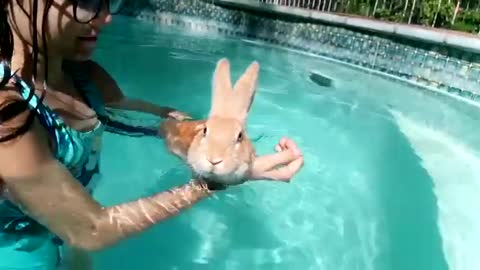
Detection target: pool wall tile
<box><xmin>121</xmin><ymin>0</ymin><xmax>480</xmax><ymax>103</ymax></box>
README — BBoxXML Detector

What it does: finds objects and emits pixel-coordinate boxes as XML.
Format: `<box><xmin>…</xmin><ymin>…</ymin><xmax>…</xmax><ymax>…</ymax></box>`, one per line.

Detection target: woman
<box><xmin>0</xmin><ymin>0</ymin><xmax>304</xmax><ymax>269</ymax></box>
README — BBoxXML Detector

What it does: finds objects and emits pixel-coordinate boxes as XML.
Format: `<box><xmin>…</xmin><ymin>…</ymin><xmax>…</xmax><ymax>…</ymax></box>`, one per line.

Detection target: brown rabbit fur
<box><xmin>161</xmin><ymin>58</ymin><xmax>259</xmax><ymax>185</ymax></box>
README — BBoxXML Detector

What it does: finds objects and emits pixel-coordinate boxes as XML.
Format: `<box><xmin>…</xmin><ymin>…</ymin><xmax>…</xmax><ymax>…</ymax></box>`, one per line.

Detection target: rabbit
<box><xmin>160</xmin><ymin>58</ymin><xmax>259</xmax><ymax>186</ymax></box>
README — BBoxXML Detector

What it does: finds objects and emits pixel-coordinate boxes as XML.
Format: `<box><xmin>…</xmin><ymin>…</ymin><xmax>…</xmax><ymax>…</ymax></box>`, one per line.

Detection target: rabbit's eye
<box><xmin>237</xmin><ymin>132</ymin><xmax>243</xmax><ymax>142</ymax></box>
<box><xmin>203</xmin><ymin>127</ymin><xmax>208</xmax><ymax>136</ymax></box>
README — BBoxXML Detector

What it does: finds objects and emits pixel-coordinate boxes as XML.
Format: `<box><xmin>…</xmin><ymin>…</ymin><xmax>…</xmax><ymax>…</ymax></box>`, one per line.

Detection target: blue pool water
<box><xmin>90</xmin><ymin>16</ymin><xmax>480</xmax><ymax>270</ymax></box>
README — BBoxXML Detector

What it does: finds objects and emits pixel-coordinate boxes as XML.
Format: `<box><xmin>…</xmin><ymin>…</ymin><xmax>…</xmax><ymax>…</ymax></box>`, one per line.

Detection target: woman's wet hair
<box><xmin>0</xmin><ymin>0</ymin><xmax>13</xmax><ymax>61</ymax></box>
<box><xmin>0</xmin><ymin>0</ymin><xmax>53</xmax><ymax>142</ymax></box>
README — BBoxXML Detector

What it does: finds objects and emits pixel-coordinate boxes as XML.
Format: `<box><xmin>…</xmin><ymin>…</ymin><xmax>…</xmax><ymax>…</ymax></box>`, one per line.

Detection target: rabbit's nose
<box><xmin>208</xmin><ymin>158</ymin><xmax>223</xmax><ymax>166</ymax></box>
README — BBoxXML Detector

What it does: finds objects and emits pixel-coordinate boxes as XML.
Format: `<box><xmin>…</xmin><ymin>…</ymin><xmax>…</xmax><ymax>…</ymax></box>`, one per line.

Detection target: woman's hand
<box><xmin>164</xmin><ymin>107</ymin><xmax>193</xmax><ymax>121</ymax></box>
<box><xmin>250</xmin><ymin>137</ymin><xmax>304</xmax><ymax>182</ymax></box>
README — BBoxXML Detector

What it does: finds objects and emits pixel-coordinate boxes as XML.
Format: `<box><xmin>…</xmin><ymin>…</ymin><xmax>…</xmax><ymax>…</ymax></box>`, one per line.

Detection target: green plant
<box><xmin>420</xmin><ymin>0</ymin><xmax>455</xmax><ymax>27</ymax></box>
<box><xmin>450</xmin><ymin>21</ymin><xmax>477</xmax><ymax>33</ymax></box>
<box><xmin>451</xmin><ymin>10</ymin><xmax>480</xmax><ymax>33</ymax></box>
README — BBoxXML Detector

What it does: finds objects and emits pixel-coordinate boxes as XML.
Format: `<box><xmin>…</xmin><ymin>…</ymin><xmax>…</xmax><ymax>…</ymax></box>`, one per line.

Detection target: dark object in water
<box><xmin>309</xmin><ymin>71</ymin><xmax>334</xmax><ymax>88</ymax></box>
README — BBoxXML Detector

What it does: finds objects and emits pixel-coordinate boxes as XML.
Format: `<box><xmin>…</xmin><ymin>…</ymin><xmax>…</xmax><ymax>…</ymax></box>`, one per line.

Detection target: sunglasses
<box><xmin>71</xmin><ymin>0</ymin><xmax>126</xmax><ymax>23</ymax></box>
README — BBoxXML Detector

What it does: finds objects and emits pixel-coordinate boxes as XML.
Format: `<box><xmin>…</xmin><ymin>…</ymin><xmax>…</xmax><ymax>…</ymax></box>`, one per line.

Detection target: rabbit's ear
<box><xmin>232</xmin><ymin>61</ymin><xmax>259</xmax><ymax>123</ymax></box>
<box><xmin>209</xmin><ymin>58</ymin><xmax>233</xmax><ymax>117</ymax></box>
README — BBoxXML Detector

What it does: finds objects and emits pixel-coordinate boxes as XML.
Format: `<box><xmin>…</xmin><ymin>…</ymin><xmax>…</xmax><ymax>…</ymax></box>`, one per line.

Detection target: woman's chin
<box><xmin>71</xmin><ymin>45</ymin><xmax>96</xmax><ymax>61</ymax></box>
<box><xmin>70</xmin><ymin>51</ymin><xmax>94</xmax><ymax>62</ymax></box>
<box><xmin>73</xmin><ymin>55</ymin><xmax>92</xmax><ymax>61</ymax></box>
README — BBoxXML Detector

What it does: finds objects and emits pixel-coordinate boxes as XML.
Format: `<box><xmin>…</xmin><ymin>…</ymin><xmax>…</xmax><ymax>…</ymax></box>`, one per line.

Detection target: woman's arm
<box><xmin>88</xmin><ymin>61</ymin><xmax>190</xmax><ymax>120</ymax></box>
<box><xmin>87</xmin><ymin>60</ymin><xmax>192</xmax><ymax>137</ymax></box>
<box><xmin>0</xmin><ymin>90</ymin><xmax>213</xmax><ymax>251</ymax></box>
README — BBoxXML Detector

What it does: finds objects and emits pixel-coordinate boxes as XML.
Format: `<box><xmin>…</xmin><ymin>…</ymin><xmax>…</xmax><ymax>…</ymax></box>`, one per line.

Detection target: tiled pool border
<box><xmin>122</xmin><ymin>0</ymin><xmax>480</xmax><ymax>104</ymax></box>
<box><xmin>221</xmin><ymin>0</ymin><xmax>480</xmax><ymax>54</ymax></box>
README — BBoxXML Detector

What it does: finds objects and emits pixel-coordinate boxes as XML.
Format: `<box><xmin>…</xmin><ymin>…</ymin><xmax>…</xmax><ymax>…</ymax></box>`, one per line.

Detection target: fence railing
<box><xmin>257</xmin><ymin>0</ymin><xmax>480</xmax><ymax>34</ymax></box>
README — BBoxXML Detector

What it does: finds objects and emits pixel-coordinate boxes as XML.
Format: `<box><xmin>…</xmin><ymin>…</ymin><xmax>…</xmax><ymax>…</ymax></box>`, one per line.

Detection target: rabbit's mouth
<box><xmin>189</xmin><ymin>158</ymin><xmax>249</xmax><ymax>184</ymax></box>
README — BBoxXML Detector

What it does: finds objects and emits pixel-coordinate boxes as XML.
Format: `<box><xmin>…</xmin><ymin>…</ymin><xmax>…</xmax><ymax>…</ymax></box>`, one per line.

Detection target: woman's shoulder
<box><xmin>0</xmin><ymin>62</ymin><xmax>48</xmax><ymax>151</ymax></box>
<box><xmin>0</xmin><ymin>84</ymin><xmax>54</xmax><ymax>179</ymax></box>
<box><xmin>0</xmin><ymin>63</ymin><xmax>26</xmax><ymax>110</ymax></box>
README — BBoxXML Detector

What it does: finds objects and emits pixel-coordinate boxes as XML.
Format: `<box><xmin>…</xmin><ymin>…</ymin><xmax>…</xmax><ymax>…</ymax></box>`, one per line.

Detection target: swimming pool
<box><xmin>90</xmin><ymin>16</ymin><xmax>480</xmax><ymax>270</ymax></box>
